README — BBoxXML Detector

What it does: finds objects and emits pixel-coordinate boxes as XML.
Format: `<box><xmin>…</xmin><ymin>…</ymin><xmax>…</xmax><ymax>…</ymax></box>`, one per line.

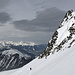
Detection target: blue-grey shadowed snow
<box><xmin>13</xmin><ymin>7</ymin><xmax>65</xmax><ymax>32</ymax></box>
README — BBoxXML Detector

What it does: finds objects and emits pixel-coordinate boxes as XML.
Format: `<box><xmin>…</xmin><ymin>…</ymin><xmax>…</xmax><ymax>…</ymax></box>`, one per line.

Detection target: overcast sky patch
<box><xmin>0</xmin><ymin>12</ymin><xmax>11</xmax><ymax>24</ymax></box>
<box><xmin>13</xmin><ymin>7</ymin><xmax>65</xmax><ymax>32</ymax></box>
<box><xmin>0</xmin><ymin>0</ymin><xmax>10</xmax><ymax>9</ymax></box>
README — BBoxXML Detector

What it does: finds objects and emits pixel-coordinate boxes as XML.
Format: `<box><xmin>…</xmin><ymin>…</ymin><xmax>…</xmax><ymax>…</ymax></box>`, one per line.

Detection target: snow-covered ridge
<box><xmin>56</xmin><ymin>10</ymin><xmax>75</xmax><ymax>45</ymax></box>
<box><xmin>2</xmin><ymin>49</ymin><xmax>30</xmax><ymax>58</ymax></box>
<box><xmin>0</xmin><ymin>48</ymin><xmax>32</xmax><ymax>71</ymax></box>
<box><xmin>0</xmin><ymin>41</ymin><xmax>37</xmax><ymax>46</ymax></box>
<box><xmin>39</xmin><ymin>10</ymin><xmax>75</xmax><ymax>58</ymax></box>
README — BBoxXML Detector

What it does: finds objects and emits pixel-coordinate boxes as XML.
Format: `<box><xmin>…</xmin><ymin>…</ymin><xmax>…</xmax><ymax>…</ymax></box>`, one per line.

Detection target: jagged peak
<box><xmin>59</xmin><ymin>9</ymin><xmax>74</xmax><ymax>28</ymax></box>
<box><xmin>2</xmin><ymin>49</ymin><xmax>31</xmax><ymax>58</ymax></box>
<box><xmin>39</xmin><ymin>10</ymin><xmax>75</xmax><ymax>58</ymax></box>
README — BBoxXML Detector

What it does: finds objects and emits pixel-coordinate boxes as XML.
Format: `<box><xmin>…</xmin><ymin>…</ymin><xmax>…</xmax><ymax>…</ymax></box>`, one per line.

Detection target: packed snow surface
<box><xmin>0</xmin><ymin>46</ymin><xmax>75</xmax><ymax>75</ymax></box>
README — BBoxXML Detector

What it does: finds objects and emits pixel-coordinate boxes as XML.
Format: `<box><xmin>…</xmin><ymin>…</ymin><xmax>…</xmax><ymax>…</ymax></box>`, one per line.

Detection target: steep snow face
<box><xmin>56</xmin><ymin>11</ymin><xmax>75</xmax><ymax>45</ymax></box>
<box><xmin>0</xmin><ymin>45</ymin><xmax>75</xmax><ymax>75</ymax></box>
<box><xmin>39</xmin><ymin>10</ymin><xmax>75</xmax><ymax>58</ymax></box>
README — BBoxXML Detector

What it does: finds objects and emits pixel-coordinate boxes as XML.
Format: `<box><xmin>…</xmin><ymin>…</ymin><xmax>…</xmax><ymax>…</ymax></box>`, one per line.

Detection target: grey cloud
<box><xmin>0</xmin><ymin>12</ymin><xmax>11</xmax><ymax>23</ymax></box>
<box><xmin>13</xmin><ymin>7</ymin><xmax>65</xmax><ymax>32</ymax></box>
<box><xmin>0</xmin><ymin>0</ymin><xmax>10</xmax><ymax>8</ymax></box>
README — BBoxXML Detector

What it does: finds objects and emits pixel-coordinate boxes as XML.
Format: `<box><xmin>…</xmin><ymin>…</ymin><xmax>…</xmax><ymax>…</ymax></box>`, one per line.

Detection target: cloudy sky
<box><xmin>0</xmin><ymin>0</ymin><xmax>75</xmax><ymax>44</ymax></box>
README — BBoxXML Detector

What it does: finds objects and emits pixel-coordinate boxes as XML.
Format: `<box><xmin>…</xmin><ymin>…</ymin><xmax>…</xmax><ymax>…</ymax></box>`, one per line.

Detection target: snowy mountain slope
<box><xmin>0</xmin><ymin>45</ymin><xmax>75</xmax><ymax>75</ymax></box>
<box><xmin>0</xmin><ymin>49</ymin><xmax>32</xmax><ymax>71</ymax></box>
<box><xmin>0</xmin><ymin>41</ymin><xmax>46</xmax><ymax>56</ymax></box>
<box><xmin>39</xmin><ymin>10</ymin><xmax>75</xmax><ymax>58</ymax></box>
<box><xmin>0</xmin><ymin>41</ymin><xmax>46</xmax><ymax>71</ymax></box>
<box><xmin>0</xmin><ymin>10</ymin><xmax>75</xmax><ymax>75</ymax></box>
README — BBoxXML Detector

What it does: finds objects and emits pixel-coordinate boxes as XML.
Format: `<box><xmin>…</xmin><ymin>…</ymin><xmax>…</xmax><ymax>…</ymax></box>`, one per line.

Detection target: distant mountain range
<box><xmin>0</xmin><ymin>41</ymin><xmax>46</xmax><ymax>71</ymax></box>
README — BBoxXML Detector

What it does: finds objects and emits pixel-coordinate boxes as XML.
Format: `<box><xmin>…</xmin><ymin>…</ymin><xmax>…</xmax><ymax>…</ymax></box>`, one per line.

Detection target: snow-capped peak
<box><xmin>0</xmin><ymin>41</ymin><xmax>37</xmax><ymax>46</ymax></box>
<box><xmin>2</xmin><ymin>49</ymin><xmax>30</xmax><ymax>58</ymax></box>
<box><xmin>56</xmin><ymin>10</ymin><xmax>75</xmax><ymax>45</ymax></box>
<box><xmin>39</xmin><ymin>10</ymin><xmax>75</xmax><ymax>58</ymax></box>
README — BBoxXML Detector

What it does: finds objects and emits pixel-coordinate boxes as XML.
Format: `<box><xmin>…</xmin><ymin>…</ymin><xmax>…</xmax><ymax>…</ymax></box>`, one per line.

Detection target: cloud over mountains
<box><xmin>13</xmin><ymin>7</ymin><xmax>65</xmax><ymax>32</ymax></box>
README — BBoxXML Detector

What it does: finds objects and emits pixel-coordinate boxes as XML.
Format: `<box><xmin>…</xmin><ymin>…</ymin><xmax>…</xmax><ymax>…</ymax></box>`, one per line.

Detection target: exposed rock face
<box><xmin>39</xmin><ymin>10</ymin><xmax>75</xmax><ymax>58</ymax></box>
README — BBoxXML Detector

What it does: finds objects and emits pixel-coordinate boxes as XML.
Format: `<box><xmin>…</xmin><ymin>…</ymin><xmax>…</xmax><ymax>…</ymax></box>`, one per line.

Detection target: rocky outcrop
<box><xmin>39</xmin><ymin>10</ymin><xmax>75</xmax><ymax>58</ymax></box>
